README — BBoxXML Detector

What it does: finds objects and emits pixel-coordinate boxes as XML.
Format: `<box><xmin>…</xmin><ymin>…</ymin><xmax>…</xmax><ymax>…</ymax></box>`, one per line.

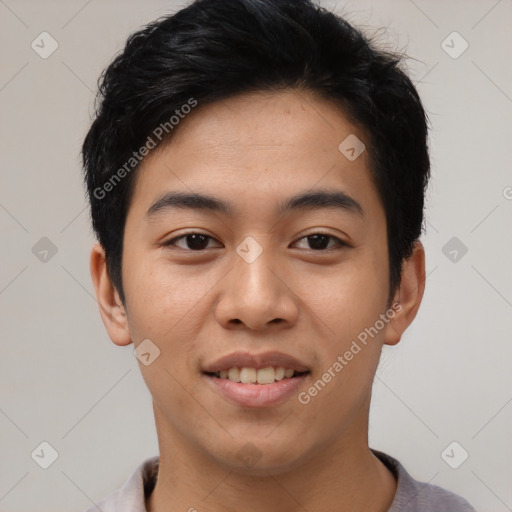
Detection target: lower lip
<box><xmin>203</xmin><ymin>373</ymin><xmax>308</xmax><ymax>408</ymax></box>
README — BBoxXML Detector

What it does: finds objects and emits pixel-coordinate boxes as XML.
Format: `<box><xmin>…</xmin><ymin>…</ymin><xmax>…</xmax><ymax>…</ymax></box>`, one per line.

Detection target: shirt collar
<box><xmin>104</xmin><ymin>450</ymin><xmax>414</xmax><ymax>512</ymax></box>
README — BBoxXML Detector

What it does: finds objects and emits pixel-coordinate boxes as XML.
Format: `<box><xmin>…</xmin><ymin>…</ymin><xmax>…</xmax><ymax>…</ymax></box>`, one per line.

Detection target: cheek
<box><xmin>123</xmin><ymin>249</ymin><xmax>208</xmax><ymax>336</ymax></box>
<box><xmin>123</xmin><ymin>254</ymin><xmax>209</xmax><ymax>403</ymax></box>
<box><xmin>304</xmin><ymin>253</ymin><xmax>389</xmax><ymax>342</ymax></box>
<box><xmin>301</xmin><ymin>249</ymin><xmax>389</xmax><ymax>407</ymax></box>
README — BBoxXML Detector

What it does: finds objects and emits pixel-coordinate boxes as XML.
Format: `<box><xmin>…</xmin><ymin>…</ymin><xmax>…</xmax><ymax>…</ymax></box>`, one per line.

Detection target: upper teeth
<box><xmin>215</xmin><ymin>367</ymin><xmax>296</xmax><ymax>384</ymax></box>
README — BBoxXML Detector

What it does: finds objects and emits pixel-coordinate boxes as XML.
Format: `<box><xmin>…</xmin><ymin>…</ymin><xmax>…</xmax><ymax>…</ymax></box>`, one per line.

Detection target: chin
<box><xmin>205</xmin><ymin>436</ymin><xmax>316</xmax><ymax>477</ymax></box>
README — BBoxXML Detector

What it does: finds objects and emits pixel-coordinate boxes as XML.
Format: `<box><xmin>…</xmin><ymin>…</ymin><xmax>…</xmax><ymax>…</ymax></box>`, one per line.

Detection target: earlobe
<box><xmin>90</xmin><ymin>242</ymin><xmax>132</xmax><ymax>347</ymax></box>
<box><xmin>384</xmin><ymin>241</ymin><xmax>426</xmax><ymax>346</ymax></box>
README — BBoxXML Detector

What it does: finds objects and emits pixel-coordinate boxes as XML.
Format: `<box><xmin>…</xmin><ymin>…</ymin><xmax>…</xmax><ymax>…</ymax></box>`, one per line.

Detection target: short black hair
<box><xmin>82</xmin><ymin>0</ymin><xmax>430</xmax><ymax>306</ymax></box>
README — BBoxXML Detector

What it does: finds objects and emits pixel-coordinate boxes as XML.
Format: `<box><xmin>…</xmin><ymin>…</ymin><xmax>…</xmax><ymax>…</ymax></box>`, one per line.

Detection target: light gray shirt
<box><xmin>86</xmin><ymin>450</ymin><xmax>477</xmax><ymax>511</ymax></box>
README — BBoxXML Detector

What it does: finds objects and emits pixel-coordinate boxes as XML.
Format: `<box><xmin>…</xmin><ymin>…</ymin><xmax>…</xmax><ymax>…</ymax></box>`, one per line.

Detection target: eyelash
<box><xmin>162</xmin><ymin>232</ymin><xmax>349</xmax><ymax>252</ymax></box>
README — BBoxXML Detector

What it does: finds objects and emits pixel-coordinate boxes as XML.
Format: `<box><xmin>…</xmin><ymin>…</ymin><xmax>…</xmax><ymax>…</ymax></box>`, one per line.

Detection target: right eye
<box><xmin>162</xmin><ymin>233</ymin><xmax>221</xmax><ymax>251</ymax></box>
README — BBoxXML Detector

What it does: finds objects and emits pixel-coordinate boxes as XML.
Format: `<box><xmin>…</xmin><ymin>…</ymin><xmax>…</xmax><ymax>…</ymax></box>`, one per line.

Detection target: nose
<box><xmin>214</xmin><ymin>242</ymin><xmax>299</xmax><ymax>331</ymax></box>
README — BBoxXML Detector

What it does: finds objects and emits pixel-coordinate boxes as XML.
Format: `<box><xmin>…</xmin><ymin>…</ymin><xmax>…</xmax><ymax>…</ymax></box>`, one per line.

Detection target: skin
<box><xmin>90</xmin><ymin>89</ymin><xmax>425</xmax><ymax>512</ymax></box>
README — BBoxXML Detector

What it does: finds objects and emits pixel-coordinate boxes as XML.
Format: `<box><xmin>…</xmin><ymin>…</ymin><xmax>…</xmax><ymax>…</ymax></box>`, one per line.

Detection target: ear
<box><xmin>383</xmin><ymin>241</ymin><xmax>426</xmax><ymax>346</ymax></box>
<box><xmin>90</xmin><ymin>242</ymin><xmax>132</xmax><ymax>346</ymax></box>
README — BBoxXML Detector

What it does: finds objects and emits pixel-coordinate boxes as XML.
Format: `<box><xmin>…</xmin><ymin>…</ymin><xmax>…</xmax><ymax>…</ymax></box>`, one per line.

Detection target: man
<box><xmin>82</xmin><ymin>0</ymin><xmax>477</xmax><ymax>510</ymax></box>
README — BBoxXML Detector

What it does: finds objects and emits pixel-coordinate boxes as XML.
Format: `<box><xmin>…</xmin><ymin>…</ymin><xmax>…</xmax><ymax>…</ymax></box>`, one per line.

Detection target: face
<box><xmin>92</xmin><ymin>89</ymin><xmax>423</xmax><ymax>475</ymax></box>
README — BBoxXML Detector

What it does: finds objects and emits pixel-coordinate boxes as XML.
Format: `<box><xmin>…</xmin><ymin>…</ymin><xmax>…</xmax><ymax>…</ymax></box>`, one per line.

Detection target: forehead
<box><xmin>129</xmin><ymin>89</ymin><xmax>382</xmax><ymax>222</ymax></box>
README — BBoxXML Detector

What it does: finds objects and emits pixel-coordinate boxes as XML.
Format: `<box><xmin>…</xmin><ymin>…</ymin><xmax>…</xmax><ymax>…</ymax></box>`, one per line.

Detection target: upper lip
<box><xmin>202</xmin><ymin>351</ymin><xmax>310</xmax><ymax>373</ymax></box>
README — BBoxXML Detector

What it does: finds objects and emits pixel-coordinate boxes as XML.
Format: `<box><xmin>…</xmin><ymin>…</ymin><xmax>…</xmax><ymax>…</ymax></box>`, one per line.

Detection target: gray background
<box><xmin>1</xmin><ymin>0</ymin><xmax>511</xmax><ymax>511</ymax></box>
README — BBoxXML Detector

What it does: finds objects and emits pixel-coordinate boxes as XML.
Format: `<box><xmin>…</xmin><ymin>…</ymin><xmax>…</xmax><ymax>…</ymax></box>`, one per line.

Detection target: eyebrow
<box><xmin>145</xmin><ymin>188</ymin><xmax>364</xmax><ymax>219</ymax></box>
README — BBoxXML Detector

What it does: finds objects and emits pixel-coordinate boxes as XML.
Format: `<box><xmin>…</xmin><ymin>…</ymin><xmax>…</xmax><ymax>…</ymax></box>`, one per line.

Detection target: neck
<box><xmin>146</xmin><ymin>405</ymin><xmax>397</xmax><ymax>512</ymax></box>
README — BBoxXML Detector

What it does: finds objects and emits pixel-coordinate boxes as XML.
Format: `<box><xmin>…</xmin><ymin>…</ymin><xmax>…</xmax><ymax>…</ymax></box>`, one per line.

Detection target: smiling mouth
<box><xmin>205</xmin><ymin>366</ymin><xmax>310</xmax><ymax>385</ymax></box>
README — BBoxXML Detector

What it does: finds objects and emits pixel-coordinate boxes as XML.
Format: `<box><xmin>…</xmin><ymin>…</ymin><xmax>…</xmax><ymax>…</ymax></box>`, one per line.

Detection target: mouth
<box><xmin>205</xmin><ymin>367</ymin><xmax>309</xmax><ymax>384</ymax></box>
<box><xmin>202</xmin><ymin>351</ymin><xmax>310</xmax><ymax>407</ymax></box>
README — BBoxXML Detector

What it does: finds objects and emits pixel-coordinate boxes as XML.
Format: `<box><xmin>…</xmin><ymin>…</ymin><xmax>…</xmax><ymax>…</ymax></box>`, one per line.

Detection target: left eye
<box><xmin>294</xmin><ymin>233</ymin><xmax>346</xmax><ymax>251</ymax></box>
<box><xmin>163</xmin><ymin>233</ymin><xmax>346</xmax><ymax>251</ymax></box>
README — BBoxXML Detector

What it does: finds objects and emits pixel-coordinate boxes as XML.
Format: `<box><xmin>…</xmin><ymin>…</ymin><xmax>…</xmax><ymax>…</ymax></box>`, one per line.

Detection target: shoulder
<box><xmin>371</xmin><ymin>449</ymin><xmax>478</xmax><ymax>512</ymax></box>
<box><xmin>85</xmin><ymin>489</ymin><xmax>120</xmax><ymax>512</ymax></box>
<box><xmin>84</xmin><ymin>456</ymin><xmax>159</xmax><ymax>512</ymax></box>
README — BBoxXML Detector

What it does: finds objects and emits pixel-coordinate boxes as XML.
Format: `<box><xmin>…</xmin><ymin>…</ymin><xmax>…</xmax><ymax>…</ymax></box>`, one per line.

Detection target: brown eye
<box><xmin>164</xmin><ymin>233</ymin><xmax>218</xmax><ymax>251</ymax></box>
<box><xmin>294</xmin><ymin>233</ymin><xmax>347</xmax><ymax>251</ymax></box>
